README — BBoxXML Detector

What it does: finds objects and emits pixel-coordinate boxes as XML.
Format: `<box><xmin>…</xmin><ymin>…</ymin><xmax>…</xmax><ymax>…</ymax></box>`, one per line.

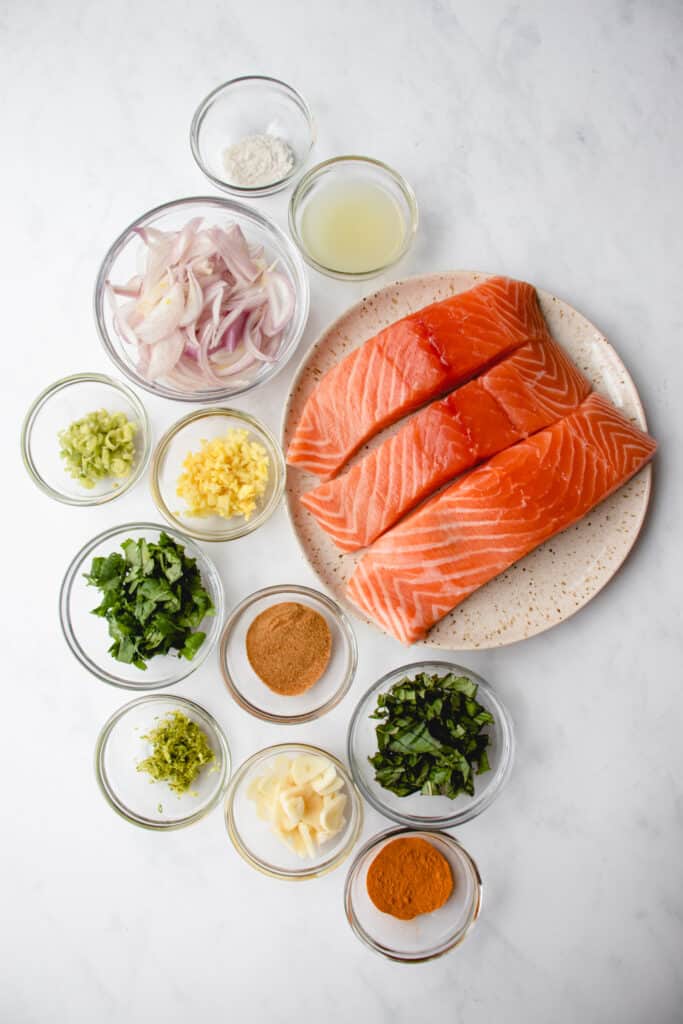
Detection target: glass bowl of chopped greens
<box><xmin>60</xmin><ymin>522</ymin><xmax>224</xmax><ymax>690</ymax></box>
<box><xmin>225</xmin><ymin>743</ymin><xmax>363</xmax><ymax>880</ymax></box>
<box><xmin>21</xmin><ymin>373</ymin><xmax>151</xmax><ymax>506</ymax></box>
<box><xmin>190</xmin><ymin>76</ymin><xmax>315</xmax><ymax>198</ymax></box>
<box><xmin>344</xmin><ymin>826</ymin><xmax>482</xmax><ymax>962</ymax></box>
<box><xmin>95</xmin><ymin>694</ymin><xmax>231</xmax><ymax>829</ymax></box>
<box><xmin>347</xmin><ymin>661</ymin><xmax>514</xmax><ymax>829</ymax></box>
<box><xmin>150</xmin><ymin>407</ymin><xmax>285</xmax><ymax>542</ymax></box>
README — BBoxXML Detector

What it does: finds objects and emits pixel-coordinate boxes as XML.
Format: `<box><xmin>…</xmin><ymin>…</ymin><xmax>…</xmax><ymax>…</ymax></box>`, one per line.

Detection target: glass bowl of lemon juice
<box><xmin>289</xmin><ymin>156</ymin><xmax>418</xmax><ymax>280</ymax></box>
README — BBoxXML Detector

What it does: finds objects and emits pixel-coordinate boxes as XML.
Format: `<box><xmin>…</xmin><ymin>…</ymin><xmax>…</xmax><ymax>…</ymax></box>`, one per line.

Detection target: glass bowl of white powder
<box><xmin>190</xmin><ymin>76</ymin><xmax>315</xmax><ymax>197</ymax></box>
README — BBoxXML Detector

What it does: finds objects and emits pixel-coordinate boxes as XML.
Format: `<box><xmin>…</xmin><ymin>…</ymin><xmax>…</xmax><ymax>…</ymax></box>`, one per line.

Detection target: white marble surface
<box><xmin>3</xmin><ymin>1</ymin><xmax>683</xmax><ymax>1021</ymax></box>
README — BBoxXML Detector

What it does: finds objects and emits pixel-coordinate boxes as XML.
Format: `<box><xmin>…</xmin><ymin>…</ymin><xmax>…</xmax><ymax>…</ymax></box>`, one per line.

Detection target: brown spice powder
<box><xmin>246</xmin><ymin>601</ymin><xmax>332</xmax><ymax>696</ymax></box>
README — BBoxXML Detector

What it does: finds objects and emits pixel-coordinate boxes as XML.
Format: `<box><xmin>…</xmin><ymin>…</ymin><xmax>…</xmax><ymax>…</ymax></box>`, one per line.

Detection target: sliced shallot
<box><xmin>105</xmin><ymin>218</ymin><xmax>296</xmax><ymax>388</ymax></box>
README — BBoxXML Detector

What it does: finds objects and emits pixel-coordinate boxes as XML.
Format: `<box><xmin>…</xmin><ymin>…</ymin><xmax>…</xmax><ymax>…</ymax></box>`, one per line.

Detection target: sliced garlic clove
<box><xmin>320</xmin><ymin>792</ymin><xmax>347</xmax><ymax>834</ymax></box>
<box><xmin>315</xmin><ymin>775</ymin><xmax>344</xmax><ymax>797</ymax></box>
<box><xmin>297</xmin><ymin>822</ymin><xmax>316</xmax><ymax>858</ymax></box>
<box><xmin>272</xmin><ymin>754</ymin><xmax>293</xmax><ymax>779</ymax></box>
<box><xmin>301</xmin><ymin>792</ymin><xmax>324</xmax><ymax>827</ymax></box>
<box><xmin>310</xmin><ymin>765</ymin><xmax>338</xmax><ymax>794</ymax></box>
<box><xmin>291</xmin><ymin>755</ymin><xmax>330</xmax><ymax>787</ymax></box>
<box><xmin>279</xmin><ymin>792</ymin><xmax>305</xmax><ymax>827</ymax></box>
<box><xmin>290</xmin><ymin>830</ymin><xmax>307</xmax><ymax>858</ymax></box>
<box><xmin>246</xmin><ymin>775</ymin><xmax>263</xmax><ymax>801</ymax></box>
<box><xmin>273</xmin><ymin>804</ymin><xmax>300</xmax><ymax>834</ymax></box>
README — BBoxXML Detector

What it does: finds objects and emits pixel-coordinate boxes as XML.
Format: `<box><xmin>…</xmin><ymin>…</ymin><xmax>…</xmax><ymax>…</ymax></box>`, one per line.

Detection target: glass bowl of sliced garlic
<box><xmin>224</xmin><ymin>744</ymin><xmax>363</xmax><ymax>879</ymax></box>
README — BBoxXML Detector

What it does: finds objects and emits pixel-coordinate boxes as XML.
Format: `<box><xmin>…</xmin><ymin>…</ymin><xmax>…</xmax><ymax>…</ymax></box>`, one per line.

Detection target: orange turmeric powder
<box><xmin>366</xmin><ymin>836</ymin><xmax>454</xmax><ymax>920</ymax></box>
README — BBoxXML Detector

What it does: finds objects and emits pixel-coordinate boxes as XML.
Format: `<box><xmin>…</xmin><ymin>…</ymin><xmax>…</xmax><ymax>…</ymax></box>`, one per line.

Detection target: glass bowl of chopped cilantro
<box><xmin>60</xmin><ymin>523</ymin><xmax>224</xmax><ymax>689</ymax></box>
<box><xmin>95</xmin><ymin>695</ymin><xmax>230</xmax><ymax>829</ymax></box>
<box><xmin>21</xmin><ymin>373</ymin><xmax>151</xmax><ymax>506</ymax></box>
<box><xmin>150</xmin><ymin>407</ymin><xmax>285</xmax><ymax>542</ymax></box>
<box><xmin>347</xmin><ymin>661</ymin><xmax>514</xmax><ymax>829</ymax></box>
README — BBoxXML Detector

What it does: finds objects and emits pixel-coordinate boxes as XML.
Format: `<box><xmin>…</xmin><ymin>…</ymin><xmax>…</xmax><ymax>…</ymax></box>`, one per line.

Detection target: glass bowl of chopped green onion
<box><xmin>344</xmin><ymin>827</ymin><xmax>482</xmax><ymax>962</ymax></box>
<box><xmin>60</xmin><ymin>522</ymin><xmax>224</xmax><ymax>690</ymax></box>
<box><xmin>150</xmin><ymin>407</ymin><xmax>285</xmax><ymax>542</ymax></box>
<box><xmin>95</xmin><ymin>694</ymin><xmax>231</xmax><ymax>829</ymax></box>
<box><xmin>21</xmin><ymin>373</ymin><xmax>151</xmax><ymax>506</ymax></box>
<box><xmin>347</xmin><ymin>661</ymin><xmax>514</xmax><ymax>829</ymax></box>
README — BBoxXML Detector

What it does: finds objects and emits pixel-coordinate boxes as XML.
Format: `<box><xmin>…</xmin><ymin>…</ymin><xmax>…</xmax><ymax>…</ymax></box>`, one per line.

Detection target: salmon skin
<box><xmin>301</xmin><ymin>336</ymin><xmax>590</xmax><ymax>551</ymax></box>
<box><xmin>287</xmin><ymin>276</ymin><xmax>550</xmax><ymax>480</ymax></box>
<box><xmin>347</xmin><ymin>394</ymin><xmax>656</xmax><ymax>644</ymax></box>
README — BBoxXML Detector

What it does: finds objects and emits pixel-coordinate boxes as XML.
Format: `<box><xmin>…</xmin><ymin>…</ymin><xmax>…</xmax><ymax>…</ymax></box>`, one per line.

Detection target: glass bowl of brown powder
<box><xmin>219</xmin><ymin>584</ymin><xmax>357</xmax><ymax>724</ymax></box>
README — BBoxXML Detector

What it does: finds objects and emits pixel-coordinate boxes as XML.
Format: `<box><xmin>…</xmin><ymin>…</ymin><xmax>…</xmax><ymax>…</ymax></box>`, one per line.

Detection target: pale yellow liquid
<box><xmin>300</xmin><ymin>180</ymin><xmax>406</xmax><ymax>274</ymax></box>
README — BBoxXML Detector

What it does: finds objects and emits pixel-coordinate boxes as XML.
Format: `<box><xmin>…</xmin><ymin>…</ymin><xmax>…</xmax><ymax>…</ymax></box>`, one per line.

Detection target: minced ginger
<box><xmin>176</xmin><ymin>428</ymin><xmax>269</xmax><ymax>520</ymax></box>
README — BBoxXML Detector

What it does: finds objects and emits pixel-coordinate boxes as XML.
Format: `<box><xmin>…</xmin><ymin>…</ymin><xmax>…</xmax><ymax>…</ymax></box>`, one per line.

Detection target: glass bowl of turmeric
<box><xmin>344</xmin><ymin>827</ymin><xmax>482</xmax><ymax>962</ymax></box>
<box><xmin>219</xmin><ymin>584</ymin><xmax>358</xmax><ymax>724</ymax></box>
<box><xmin>225</xmin><ymin>743</ymin><xmax>363</xmax><ymax>880</ymax></box>
<box><xmin>21</xmin><ymin>372</ymin><xmax>151</xmax><ymax>506</ymax></box>
<box><xmin>150</xmin><ymin>407</ymin><xmax>285</xmax><ymax>542</ymax></box>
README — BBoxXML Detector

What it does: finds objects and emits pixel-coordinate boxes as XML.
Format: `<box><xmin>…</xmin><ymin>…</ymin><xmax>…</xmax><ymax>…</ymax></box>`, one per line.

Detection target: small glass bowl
<box><xmin>21</xmin><ymin>373</ymin><xmax>150</xmax><ymax>506</ymax></box>
<box><xmin>288</xmin><ymin>155</ymin><xmax>418</xmax><ymax>280</ymax></box>
<box><xmin>190</xmin><ymin>76</ymin><xmax>315</xmax><ymax>197</ymax></box>
<box><xmin>219</xmin><ymin>584</ymin><xmax>357</xmax><ymax>723</ymax></box>
<box><xmin>344</xmin><ymin>827</ymin><xmax>482</xmax><ymax>962</ymax></box>
<box><xmin>150</xmin><ymin>408</ymin><xmax>285</xmax><ymax>542</ymax></box>
<box><xmin>347</xmin><ymin>661</ymin><xmax>514</xmax><ymax>829</ymax></box>
<box><xmin>225</xmin><ymin>743</ymin><xmax>363</xmax><ymax>880</ymax></box>
<box><xmin>94</xmin><ymin>196</ymin><xmax>309</xmax><ymax>403</ymax></box>
<box><xmin>95</xmin><ymin>694</ymin><xmax>231</xmax><ymax>830</ymax></box>
<box><xmin>59</xmin><ymin>522</ymin><xmax>224</xmax><ymax>690</ymax></box>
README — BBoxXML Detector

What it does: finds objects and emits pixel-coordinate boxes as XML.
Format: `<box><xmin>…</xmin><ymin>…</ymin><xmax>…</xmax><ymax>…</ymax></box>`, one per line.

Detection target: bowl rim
<box><xmin>346</xmin><ymin>660</ymin><xmax>515</xmax><ymax>828</ymax></box>
<box><xmin>149</xmin><ymin>406</ymin><xmax>286</xmax><ymax>542</ymax></box>
<box><xmin>343</xmin><ymin>825</ymin><xmax>483</xmax><ymax>963</ymax></box>
<box><xmin>20</xmin><ymin>372</ymin><xmax>151</xmax><ymax>507</ymax></box>
<box><xmin>288</xmin><ymin>154</ymin><xmax>419</xmax><ymax>280</ymax></box>
<box><xmin>93</xmin><ymin>195</ymin><xmax>310</xmax><ymax>402</ymax></box>
<box><xmin>95</xmin><ymin>693</ymin><xmax>231</xmax><ymax>830</ymax></box>
<box><xmin>59</xmin><ymin>520</ymin><xmax>225</xmax><ymax>690</ymax></box>
<box><xmin>189</xmin><ymin>75</ymin><xmax>316</xmax><ymax>197</ymax></box>
<box><xmin>219</xmin><ymin>583</ymin><xmax>358</xmax><ymax>723</ymax></box>
<box><xmin>224</xmin><ymin>742</ymin><xmax>363</xmax><ymax>880</ymax></box>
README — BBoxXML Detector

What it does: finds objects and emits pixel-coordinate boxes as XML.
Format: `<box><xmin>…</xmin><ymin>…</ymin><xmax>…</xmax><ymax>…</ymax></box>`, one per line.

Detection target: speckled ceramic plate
<box><xmin>282</xmin><ymin>272</ymin><xmax>652</xmax><ymax>649</ymax></box>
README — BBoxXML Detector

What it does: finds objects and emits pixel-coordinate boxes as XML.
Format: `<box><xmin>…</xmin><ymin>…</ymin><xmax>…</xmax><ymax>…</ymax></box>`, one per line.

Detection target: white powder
<box><xmin>222</xmin><ymin>133</ymin><xmax>295</xmax><ymax>188</ymax></box>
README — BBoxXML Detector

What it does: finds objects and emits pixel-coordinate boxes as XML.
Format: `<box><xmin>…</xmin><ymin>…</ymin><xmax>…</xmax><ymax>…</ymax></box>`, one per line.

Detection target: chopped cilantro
<box><xmin>84</xmin><ymin>532</ymin><xmax>214</xmax><ymax>670</ymax></box>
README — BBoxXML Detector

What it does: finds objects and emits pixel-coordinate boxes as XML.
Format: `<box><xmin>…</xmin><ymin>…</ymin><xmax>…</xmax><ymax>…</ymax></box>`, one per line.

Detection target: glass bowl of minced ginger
<box><xmin>150</xmin><ymin>407</ymin><xmax>285</xmax><ymax>542</ymax></box>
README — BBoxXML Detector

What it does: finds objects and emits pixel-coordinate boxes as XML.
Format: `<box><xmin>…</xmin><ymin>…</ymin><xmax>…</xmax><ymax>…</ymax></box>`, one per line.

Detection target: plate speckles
<box><xmin>281</xmin><ymin>272</ymin><xmax>652</xmax><ymax>650</ymax></box>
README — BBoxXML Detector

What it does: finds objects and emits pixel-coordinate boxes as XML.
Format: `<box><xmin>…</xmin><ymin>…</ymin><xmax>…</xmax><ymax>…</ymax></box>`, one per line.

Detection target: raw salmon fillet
<box><xmin>287</xmin><ymin>276</ymin><xmax>550</xmax><ymax>480</ymax></box>
<box><xmin>347</xmin><ymin>394</ymin><xmax>656</xmax><ymax>643</ymax></box>
<box><xmin>301</xmin><ymin>336</ymin><xmax>590</xmax><ymax>551</ymax></box>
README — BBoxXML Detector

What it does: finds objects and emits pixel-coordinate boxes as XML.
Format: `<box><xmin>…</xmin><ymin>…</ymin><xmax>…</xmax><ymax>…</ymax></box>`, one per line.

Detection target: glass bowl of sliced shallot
<box><xmin>94</xmin><ymin>196</ymin><xmax>310</xmax><ymax>402</ymax></box>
